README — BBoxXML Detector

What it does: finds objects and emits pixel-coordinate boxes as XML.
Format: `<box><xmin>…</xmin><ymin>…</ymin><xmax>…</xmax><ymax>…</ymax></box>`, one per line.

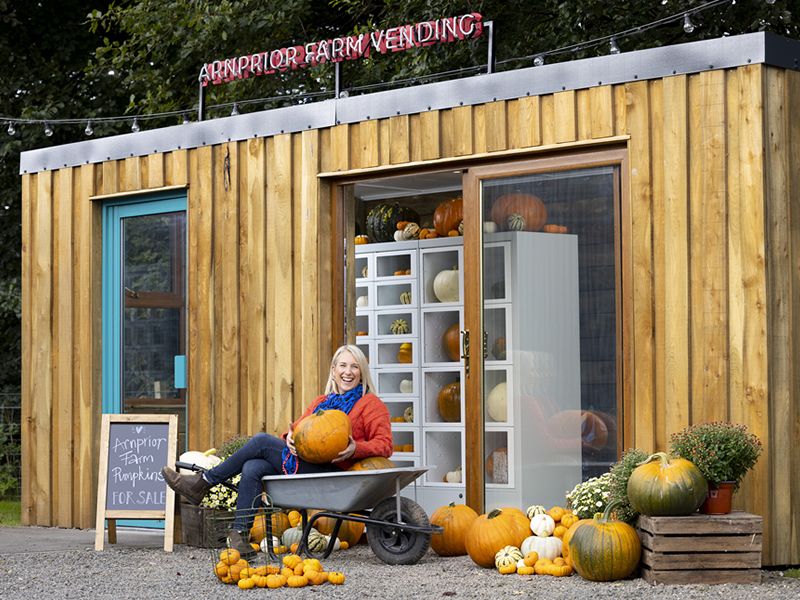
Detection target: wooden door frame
<box><xmin>462</xmin><ymin>146</ymin><xmax>630</xmax><ymax>512</ymax></box>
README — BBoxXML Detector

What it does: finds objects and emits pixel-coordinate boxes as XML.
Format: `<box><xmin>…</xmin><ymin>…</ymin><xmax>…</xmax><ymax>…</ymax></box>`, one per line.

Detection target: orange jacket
<box><xmin>287</xmin><ymin>392</ymin><xmax>393</xmax><ymax>470</ymax></box>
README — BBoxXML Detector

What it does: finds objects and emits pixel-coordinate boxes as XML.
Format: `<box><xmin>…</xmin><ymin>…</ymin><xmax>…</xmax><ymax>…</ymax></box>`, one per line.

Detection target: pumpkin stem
<box><xmin>636</xmin><ymin>451</ymin><xmax>671</xmax><ymax>468</ymax></box>
<box><xmin>487</xmin><ymin>508</ymin><xmax>503</xmax><ymax>519</ymax></box>
<box><xmin>448</xmin><ymin>502</ymin><xmax>456</xmax><ymax>508</ymax></box>
<box><xmin>598</xmin><ymin>499</ymin><xmax>624</xmax><ymax>522</ymax></box>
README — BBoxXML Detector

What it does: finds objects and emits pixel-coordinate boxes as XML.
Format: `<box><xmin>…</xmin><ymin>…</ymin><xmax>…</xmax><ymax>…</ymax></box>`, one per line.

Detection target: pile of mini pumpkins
<box><xmin>214</xmin><ymin>548</ymin><xmax>346</xmax><ymax>589</ymax></box>
<box><xmin>429</xmin><ymin>502</ymin><xmax>641</xmax><ymax>582</ymax></box>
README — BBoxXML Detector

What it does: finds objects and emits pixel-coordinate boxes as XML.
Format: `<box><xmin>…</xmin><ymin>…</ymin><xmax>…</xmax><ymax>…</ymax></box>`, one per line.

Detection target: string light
<box><xmin>0</xmin><ymin>0</ymin><xmax>772</xmax><ymax>140</ymax></box>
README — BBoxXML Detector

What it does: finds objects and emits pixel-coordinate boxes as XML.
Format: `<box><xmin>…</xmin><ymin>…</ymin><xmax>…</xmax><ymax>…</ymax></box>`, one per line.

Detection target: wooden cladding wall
<box><xmin>21</xmin><ymin>64</ymin><xmax>798</xmax><ymax>564</ymax></box>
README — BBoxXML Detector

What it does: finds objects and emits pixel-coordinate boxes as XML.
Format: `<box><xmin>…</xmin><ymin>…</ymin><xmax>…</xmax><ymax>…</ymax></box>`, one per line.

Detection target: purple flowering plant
<box><xmin>669</xmin><ymin>422</ymin><xmax>762</xmax><ymax>491</ymax></box>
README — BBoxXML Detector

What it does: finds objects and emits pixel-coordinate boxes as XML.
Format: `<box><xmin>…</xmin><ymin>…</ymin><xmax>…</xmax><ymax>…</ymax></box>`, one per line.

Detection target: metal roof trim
<box><xmin>20</xmin><ymin>32</ymin><xmax>799</xmax><ymax>174</ymax></box>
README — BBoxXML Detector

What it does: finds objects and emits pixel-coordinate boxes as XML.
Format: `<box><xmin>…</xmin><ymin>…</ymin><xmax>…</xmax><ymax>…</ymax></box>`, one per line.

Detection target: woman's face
<box><xmin>332</xmin><ymin>350</ymin><xmax>362</xmax><ymax>393</ymax></box>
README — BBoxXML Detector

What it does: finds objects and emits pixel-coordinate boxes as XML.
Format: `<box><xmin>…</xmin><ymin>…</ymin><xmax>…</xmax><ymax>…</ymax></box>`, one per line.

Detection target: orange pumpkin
<box><xmin>465</xmin><ymin>509</ymin><xmax>524</xmax><ymax>568</ymax></box>
<box><xmin>498</xmin><ymin>507</ymin><xmax>531</xmax><ymax>544</ymax></box>
<box><xmin>491</xmin><ymin>192</ymin><xmax>547</xmax><ymax>232</ymax></box>
<box><xmin>348</xmin><ymin>456</ymin><xmax>395</xmax><ymax>471</ymax></box>
<box><xmin>293</xmin><ymin>409</ymin><xmax>352</xmax><ymax>463</ymax></box>
<box><xmin>433</xmin><ymin>197</ymin><xmax>463</xmax><ymax>236</ymax></box>
<box><xmin>430</xmin><ymin>502</ymin><xmax>479</xmax><ymax>556</ymax></box>
<box><xmin>561</xmin><ymin>518</ymin><xmax>592</xmax><ymax>566</ymax></box>
<box><xmin>309</xmin><ymin>511</ymin><xmax>365</xmax><ymax>546</ymax></box>
<box><xmin>250</xmin><ymin>511</ymin><xmax>290</xmax><ymax>542</ymax></box>
<box><xmin>442</xmin><ymin>324</ymin><xmax>461</xmax><ymax>362</ymax></box>
<box><xmin>437</xmin><ymin>381</ymin><xmax>461</xmax><ymax>422</ymax></box>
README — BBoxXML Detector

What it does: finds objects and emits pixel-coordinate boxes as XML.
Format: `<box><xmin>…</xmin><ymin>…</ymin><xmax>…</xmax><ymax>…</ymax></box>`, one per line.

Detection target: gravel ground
<box><xmin>1</xmin><ymin>541</ymin><xmax>798</xmax><ymax>600</ymax></box>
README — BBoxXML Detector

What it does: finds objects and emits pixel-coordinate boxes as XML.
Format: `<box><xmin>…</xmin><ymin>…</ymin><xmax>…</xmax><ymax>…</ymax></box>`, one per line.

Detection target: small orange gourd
<box><xmin>328</xmin><ymin>571</ymin><xmax>346</xmax><ymax>585</ymax></box>
<box><xmin>287</xmin><ymin>574</ymin><xmax>308</xmax><ymax>588</ymax></box>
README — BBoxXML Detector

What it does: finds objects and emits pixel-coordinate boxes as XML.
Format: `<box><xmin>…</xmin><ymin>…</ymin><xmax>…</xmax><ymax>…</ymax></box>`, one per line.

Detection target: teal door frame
<box><xmin>101</xmin><ymin>191</ymin><xmax>187</xmax><ymax>529</ymax></box>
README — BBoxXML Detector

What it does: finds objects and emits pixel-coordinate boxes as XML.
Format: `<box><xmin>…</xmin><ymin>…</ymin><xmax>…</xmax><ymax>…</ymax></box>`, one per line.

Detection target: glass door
<box><xmin>464</xmin><ymin>151</ymin><xmax>624</xmax><ymax>511</ymax></box>
<box><xmin>102</xmin><ymin>195</ymin><xmax>188</xmax><ymax>452</ymax></box>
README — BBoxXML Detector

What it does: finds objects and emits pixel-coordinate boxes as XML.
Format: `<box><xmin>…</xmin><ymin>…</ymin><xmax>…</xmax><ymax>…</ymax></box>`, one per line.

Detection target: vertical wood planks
<box><xmin>764</xmin><ymin>67</ymin><xmax>791</xmax><ymax>565</ymax></box>
<box><xmin>389</xmin><ymin>115</ymin><xmax>410</xmax><ymax>164</ymax></box>
<box><xmin>188</xmin><ymin>146</ymin><xmax>214</xmax><ymax>449</ymax></box>
<box><xmin>483</xmin><ymin>101</ymin><xmax>507</xmax><ymax>152</ymax></box>
<box><xmin>147</xmin><ymin>153</ymin><xmax>165</xmax><ymax>188</ymax></box>
<box><xmin>731</xmin><ymin>65</ymin><xmax>769</xmax><ymax>527</ymax></box>
<box><xmin>419</xmin><ymin>111</ymin><xmax>441</xmax><ymax>160</ymax></box>
<box><xmin>589</xmin><ymin>86</ymin><xmax>615</xmax><ymax>139</ymax></box>
<box><xmin>554</xmin><ymin>90</ymin><xmax>577</xmax><ymax>143</ymax></box>
<box><xmin>52</xmin><ymin>168</ymin><xmax>74</xmax><ymax>527</ymax></box>
<box><xmin>688</xmin><ymin>71</ymin><xmax>728</xmax><ymax>424</ymax></box>
<box><xmin>507</xmin><ymin>97</ymin><xmax>540</xmax><ymax>149</ymax></box>
<box><xmin>266</xmin><ymin>135</ymin><xmax>294</xmax><ymax>434</ymax></box>
<box><xmin>239</xmin><ymin>138</ymin><xmax>267</xmax><ymax>435</ymax></box>
<box><xmin>330</xmin><ymin>124</ymin><xmax>350</xmax><ymax>172</ymax></box>
<box><xmin>625</xmin><ymin>81</ymin><xmax>656</xmax><ymax>452</ymax></box>
<box><xmin>31</xmin><ymin>171</ymin><xmax>53</xmax><ymax>523</ymax></box>
<box><xmin>20</xmin><ymin>174</ymin><xmax>32</xmax><ymax>525</ymax></box>
<box><xmin>660</xmin><ymin>75</ymin><xmax>690</xmax><ymax>439</ymax></box>
<box><xmin>296</xmin><ymin>130</ymin><xmax>321</xmax><ymax>415</ymax></box>
<box><xmin>213</xmin><ymin>143</ymin><xmax>240</xmax><ymax>442</ymax></box>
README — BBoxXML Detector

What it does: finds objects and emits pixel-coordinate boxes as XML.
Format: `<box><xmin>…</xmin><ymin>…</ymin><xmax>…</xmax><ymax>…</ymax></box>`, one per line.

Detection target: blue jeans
<box><xmin>204</xmin><ymin>433</ymin><xmax>335</xmax><ymax>530</ymax></box>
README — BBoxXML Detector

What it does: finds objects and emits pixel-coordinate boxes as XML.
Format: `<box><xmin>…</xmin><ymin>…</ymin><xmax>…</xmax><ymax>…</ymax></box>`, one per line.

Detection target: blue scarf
<box><xmin>281</xmin><ymin>384</ymin><xmax>363</xmax><ymax>474</ymax></box>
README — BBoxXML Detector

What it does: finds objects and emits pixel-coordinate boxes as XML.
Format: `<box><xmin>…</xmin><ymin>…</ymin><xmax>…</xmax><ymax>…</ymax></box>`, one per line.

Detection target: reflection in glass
<box><xmin>482</xmin><ymin>166</ymin><xmax>618</xmax><ymax>509</ymax></box>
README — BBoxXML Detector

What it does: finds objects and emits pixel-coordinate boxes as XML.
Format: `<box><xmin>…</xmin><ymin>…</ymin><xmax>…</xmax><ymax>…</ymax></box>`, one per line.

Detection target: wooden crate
<box><xmin>637</xmin><ymin>511</ymin><xmax>762</xmax><ymax>584</ymax></box>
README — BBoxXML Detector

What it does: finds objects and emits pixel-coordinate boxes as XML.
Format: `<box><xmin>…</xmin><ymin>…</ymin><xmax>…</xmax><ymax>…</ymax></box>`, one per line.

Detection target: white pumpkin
<box><xmin>521</xmin><ymin>535</ymin><xmax>562</xmax><ymax>561</ymax></box>
<box><xmin>178</xmin><ymin>449</ymin><xmax>221</xmax><ymax>472</ymax></box>
<box><xmin>487</xmin><ymin>382</ymin><xmax>507</xmax><ymax>422</ymax></box>
<box><xmin>530</xmin><ymin>513</ymin><xmax>556</xmax><ymax>537</ymax></box>
<box><xmin>433</xmin><ymin>267</ymin><xmax>460</xmax><ymax>303</ymax></box>
<box><xmin>443</xmin><ymin>467</ymin><xmax>462</xmax><ymax>483</ymax></box>
<box><xmin>324</xmin><ymin>534</ymin><xmax>342</xmax><ymax>550</ymax></box>
<box><xmin>394</xmin><ymin>230</ymin><xmax>405</xmax><ymax>242</ymax></box>
<box><xmin>495</xmin><ymin>545</ymin><xmax>523</xmax><ymax>568</ymax></box>
<box><xmin>403</xmin><ymin>406</ymin><xmax>414</xmax><ymax>422</ymax></box>
<box><xmin>259</xmin><ymin>535</ymin><xmax>281</xmax><ymax>553</ymax></box>
<box><xmin>356</xmin><ymin>295</ymin><xmax>368</xmax><ymax>307</ymax></box>
<box><xmin>483</xmin><ymin>221</ymin><xmax>498</xmax><ymax>233</ymax></box>
<box><xmin>399</xmin><ymin>379</ymin><xmax>414</xmax><ymax>394</ymax></box>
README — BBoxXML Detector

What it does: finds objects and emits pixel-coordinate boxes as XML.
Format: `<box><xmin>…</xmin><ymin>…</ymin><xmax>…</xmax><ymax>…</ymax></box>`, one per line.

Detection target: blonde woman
<box><xmin>162</xmin><ymin>345</ymin><xmax>392</xmax><ymax>550</ymax></box>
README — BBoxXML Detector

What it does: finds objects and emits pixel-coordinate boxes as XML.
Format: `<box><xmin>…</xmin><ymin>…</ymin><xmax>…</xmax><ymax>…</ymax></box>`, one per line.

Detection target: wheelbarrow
<box><xmin>174</xmin><ymin>461</ymin><xmax>440</xmax><ymax>565</ymax></box>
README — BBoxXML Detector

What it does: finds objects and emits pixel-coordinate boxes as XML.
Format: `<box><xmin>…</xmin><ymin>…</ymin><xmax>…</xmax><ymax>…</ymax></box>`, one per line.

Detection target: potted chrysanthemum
<box><xmin>669</xmin><ymin>422</ymin><xmax>762</xmax><ymax>514</ymax></box>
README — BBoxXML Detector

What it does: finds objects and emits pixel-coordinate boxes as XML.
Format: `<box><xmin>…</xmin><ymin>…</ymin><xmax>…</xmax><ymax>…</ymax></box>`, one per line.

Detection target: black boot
<box><xmin>161</xmin><ymin>466</ymin><xmax>212</xmax><ymax>506</ymax></box>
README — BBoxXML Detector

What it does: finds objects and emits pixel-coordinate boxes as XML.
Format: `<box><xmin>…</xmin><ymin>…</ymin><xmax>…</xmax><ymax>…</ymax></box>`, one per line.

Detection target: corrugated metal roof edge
<box><xmin>19</xmin><ymin>31</ymin><xmax>799</xmax><ymax>175</ymax></box>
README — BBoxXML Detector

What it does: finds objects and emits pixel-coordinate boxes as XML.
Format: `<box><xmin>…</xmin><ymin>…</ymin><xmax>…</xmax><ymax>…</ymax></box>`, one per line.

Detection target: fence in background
<box><xmin>0</xmin><ymin>393</ymin><xmax>20</xmax><ymax>499</ymax></box>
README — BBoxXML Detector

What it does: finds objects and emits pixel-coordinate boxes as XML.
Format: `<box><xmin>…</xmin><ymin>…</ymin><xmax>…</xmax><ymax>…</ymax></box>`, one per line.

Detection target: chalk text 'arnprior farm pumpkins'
<box><xmin>293</xmin><ymin>409</ymin><xmax>351</xmax><ymax>464</ymax></box>
<box><xmin>627</xmin><ymin>452</ymin><xmax>708</xmax><ymax>516</ymax></box>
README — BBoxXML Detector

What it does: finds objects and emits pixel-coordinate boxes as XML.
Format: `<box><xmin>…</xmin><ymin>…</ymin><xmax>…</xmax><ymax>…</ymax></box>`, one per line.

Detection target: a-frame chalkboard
<box><xmin>94</xmin><ymin>414</ymin><xmax>178</xmax><ymax>551</ymax></box>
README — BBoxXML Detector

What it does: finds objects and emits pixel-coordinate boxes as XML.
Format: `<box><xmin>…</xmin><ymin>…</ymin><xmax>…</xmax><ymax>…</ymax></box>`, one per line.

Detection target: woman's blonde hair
<box><xmin>325</xmin><ymin>344</ymin><xmax>376</xmax><ymax>397</ymax></box>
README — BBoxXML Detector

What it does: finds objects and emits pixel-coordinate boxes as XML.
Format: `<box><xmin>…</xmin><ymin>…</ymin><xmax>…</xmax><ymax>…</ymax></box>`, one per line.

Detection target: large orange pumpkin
<box><xmin>250</xmin><ymin>510</ymin><xmax>291</xmax><ymax>543</ymax></box>
<box><xmin>465</xmin><ymin>508</ymin><xmax>523</xmax><ymax>568</ymax></box>
<box><xmin>567</xmin><ymin>502</ymin><xmax>641</xmax><ymax>581</ymax></box>
<box><xmin>433</xmin><ymin>197</ymin><xmax>463</xmax><ymax>236</ymax></box>
<box><xmin>561</xmin><ymin>518</ymin><xmax>592</xmax><ymax>566</ymax></box>
<box><xmin>442</xmin><ymin>323</ymin><xmax>461</xmax><ymax>362</ymax></box>
<box><xmin>437</xmin><ymin>381</ymin><xmax>461</xmax><ymax>422</ymax></box>
<box><xmin>293</xmin><ymin>409</ymin><xmax>352</xmax><ymax>464</ymax></box>
<box><xmin>499</xmin><ymin>507</ymin><xmax>531</xmax><ymax>544</ymax></box>
<box><xmin>309</xmin><ymin>510</ymin><xmax>365</xmax><ymax>546</ymax></box>
<box><xmin>348</xmin><ymin>456</ymin><xmax>395</xmax><ymax>471</ymax></box>
<box><xmin>430</xmin><ymin>502</ymin><xmax>479</xmax><ymax>556</ymax></box>
<box><xmin>490</xmin><ymin>192</ymin><xmax>547</xmax><ymax>232</ymax></box>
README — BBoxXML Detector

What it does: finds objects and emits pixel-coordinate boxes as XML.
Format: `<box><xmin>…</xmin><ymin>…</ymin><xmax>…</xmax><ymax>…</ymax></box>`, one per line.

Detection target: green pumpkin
<box><xmin>390</xmin><ymin>319</ymin><xmax>410</xmax><ymax>334</ymax></box>
<box><xmin>626</xmin><ymin>452</ymin><xmax>708</xmax><ymax>516</ymax></box>
<box><xmin>306</xmin><ymin>529</ymin><xmax>328</xmax><ymax>552</ymax></box>
<box><xmin>568</xmin><ymin>502</ymin><xmax>641</xmax><ymax>582</ymax></box>
<box><xmin>506</xmin><ymin>213</ymin><xmax>526</xmax><ymax>231</ymax></box>
<box><xmin>281</xmin><ymin>525</ymin><xmax>305</xmax><ymax>547</ymax></box>
<box><xmin>366</xmin><ymin>203</ymin><xmax>420</xmax><ymax>242</ymax></box>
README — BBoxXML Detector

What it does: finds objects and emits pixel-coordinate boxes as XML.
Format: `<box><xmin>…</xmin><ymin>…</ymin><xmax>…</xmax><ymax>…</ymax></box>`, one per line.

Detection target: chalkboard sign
<box><xmin>95</xmin><ymin>414</ymin><xmax>177</xmax><ymax>552</ymax></box>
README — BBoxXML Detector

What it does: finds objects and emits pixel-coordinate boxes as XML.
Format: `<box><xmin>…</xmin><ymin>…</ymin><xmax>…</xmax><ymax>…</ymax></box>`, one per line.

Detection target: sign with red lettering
<box><xmin>199</xmin><ymin>13</ymin><xmax>484</xmax><ymax>87</ymax></box>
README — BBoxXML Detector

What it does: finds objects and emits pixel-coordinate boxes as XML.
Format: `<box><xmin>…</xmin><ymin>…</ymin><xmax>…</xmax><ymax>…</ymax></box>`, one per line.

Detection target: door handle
<box><xmin>461</xmin><ymin>329</ymin><xmax>470</xmax><ymax>375</ymax></box>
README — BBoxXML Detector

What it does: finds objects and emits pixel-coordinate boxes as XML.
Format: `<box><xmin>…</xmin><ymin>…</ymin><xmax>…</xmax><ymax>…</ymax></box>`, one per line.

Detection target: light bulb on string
<box><xmin>85</xmin><ymin>121</ymin><xmax>93</xmax><ymax>136</ymax></box>
<box><xmin>182</xmin><ymin>113</ymin><xmax>190</xmax><ymax>125</ymax></box>
<box><xmin>683</xmin><ymin>14</ymin><xmax>696</xmax><ymax>33</ymax></box>
<box><xmin>6</xmin><ymin>122</ymin><xmax>15</xmax><ymax>136</ymax></box>
<box><xmin>661</xmin><ymin>0</ymin><xmax>668</xmax><ymax>5</ymax></box>
<box><xmin>44</xmin><ymin>123</ymin><xmax>53</xmax><ymax>137</ymax></box>
<box><xmin>131</xmin><ymin>118</ymin><xmax>140</xmax><ymax>133</ymax></box>
<box><xmin>765</xmin><ymin>0</ymin><xmax>776</xmax><ymax>4</ymax></box>
<box><xmin>609</xmin><ymin>37</ymin><xmax>620</xmax><ymax>55</ymax></box>
<box><xmin>533</xmin><ymin>55</ymin><xmax>545</xmax><ymax>67</ymax></box>
<box><xmin>231</xmin><ymin>103</ymin><xmax>239</xmax><ymax>116</ymax></box>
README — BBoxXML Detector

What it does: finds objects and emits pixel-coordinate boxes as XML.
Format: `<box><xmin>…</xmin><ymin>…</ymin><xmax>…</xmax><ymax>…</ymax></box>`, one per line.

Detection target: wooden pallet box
<box><xmin>637</xmin><ymin>511</ymin><xmax>762</xmax><ymax>584</ymax></box>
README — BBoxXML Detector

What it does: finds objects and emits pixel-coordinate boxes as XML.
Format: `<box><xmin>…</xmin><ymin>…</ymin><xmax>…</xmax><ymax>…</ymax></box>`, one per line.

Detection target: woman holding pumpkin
<box><xmin>162</xmin><ymin>345</ymin><xmax>392</xmax><ymax>549</ymax></box>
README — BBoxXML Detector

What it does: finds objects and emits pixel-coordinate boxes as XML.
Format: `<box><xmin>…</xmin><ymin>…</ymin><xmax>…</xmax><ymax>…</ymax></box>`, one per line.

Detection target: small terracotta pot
<box><xmin>700</xmin><ymin>481</ymin><xmax>735</xmax><ymax>514</ymax></box>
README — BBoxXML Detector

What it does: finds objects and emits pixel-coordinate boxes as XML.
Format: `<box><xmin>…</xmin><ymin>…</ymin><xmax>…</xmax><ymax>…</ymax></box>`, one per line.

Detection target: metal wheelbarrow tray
<box><xmin>262</xmin><ymin>466</ymin><xmax>441</xmax><ymax>565</ymax></box>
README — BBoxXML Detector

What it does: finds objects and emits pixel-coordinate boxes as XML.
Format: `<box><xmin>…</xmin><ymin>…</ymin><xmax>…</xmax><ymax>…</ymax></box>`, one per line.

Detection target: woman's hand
<box><xmin>331</xmin><ymin>436</ymin><xmax>356</xmax><ymax>463</ymax></box>
<box><xmin>285</xmin><ymin>423</ymin><xmax>297</xmax><ymax>456</ymax></box>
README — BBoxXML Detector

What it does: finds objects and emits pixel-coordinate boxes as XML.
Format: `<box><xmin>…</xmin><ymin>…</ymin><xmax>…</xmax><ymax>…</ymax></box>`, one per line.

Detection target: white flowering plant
<box><xmin>565</xmin><ymin>472</ymin><xmax>612</xmax><ymax>519</ymax></box>
<box><xmin>200</xmin><ymin>473</ymin><xmax>240</xmax><ymax>511</ymax></box>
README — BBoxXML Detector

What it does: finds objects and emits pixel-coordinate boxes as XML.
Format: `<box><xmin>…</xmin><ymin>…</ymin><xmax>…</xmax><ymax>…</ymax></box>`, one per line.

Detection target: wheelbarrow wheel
<box><xmin>367</xmin><ymin>496</ymin><xmax>431</xmax><ymax>565</ymax></box>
